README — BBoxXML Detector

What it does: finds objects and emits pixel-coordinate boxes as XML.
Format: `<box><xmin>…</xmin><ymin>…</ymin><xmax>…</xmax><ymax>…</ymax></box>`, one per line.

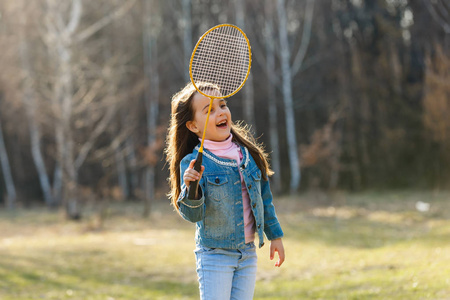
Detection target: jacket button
<box><xmin>252</xmin><ymin>203</ymin><xmax>256</xmax><ymax>208</ymax></box>
<box><xmin>242</xmin><ymin>164</ymin><xmax>246</xmax><ymax>169</ymax></box>
<box><xmin>215</xmin><ymin>178</ymin><xmax>220</xmax><ymax>184</ymax></box>
<box><xmin>257</xmin><ymin>224</ymin><xmax>261</xmax><ymax>229</ymax></box>
<box><xmin>248</xmin><ymin>184</ymin><xmax>252</xmax><ymax>189</ymax></box>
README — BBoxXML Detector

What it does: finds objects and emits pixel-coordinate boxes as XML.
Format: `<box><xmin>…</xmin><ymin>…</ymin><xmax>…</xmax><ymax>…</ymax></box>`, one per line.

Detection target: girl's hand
<box><xmin>183</xmin><ymin>159</ymin><xmax>205</xmax><ymax>188</ymax></box>
<box><xmin>270</xmin><ymin>238</ymin><xmax>285</xmax><ymax>267</ymax></box>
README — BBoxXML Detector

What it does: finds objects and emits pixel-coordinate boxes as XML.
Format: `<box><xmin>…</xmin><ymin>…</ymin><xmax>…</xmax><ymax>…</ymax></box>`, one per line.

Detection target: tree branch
<box><xmin>437</xmin><ymin>0</ymin><xmax>449</xmax><ymax>20</ymax></box>
<box><xmin>65</xmin><ymin>0</ymin><xmax>82</xmax><ymax>36</ymax></box>
<box><xmin>74</xmin><ymin>0</ymin><xmax>137</xmax><ymax>43</ymax></box>
<box><xmin>291</xmin><ymin>0</ymin><xmax>315</xmax><ymax>77</ymax></box>
<box><xmin>423</xmin><ymin>0</ymin><xmax>450</xmax><ymax>34</ymax></box>
<box><xmin>74</xmin><ymin>98</ymin><xmax>118</xmax><ymax>170</ymax></box>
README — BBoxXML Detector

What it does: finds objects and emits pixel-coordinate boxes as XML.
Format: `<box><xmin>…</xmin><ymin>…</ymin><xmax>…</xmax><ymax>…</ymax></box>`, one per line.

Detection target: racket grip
<box><xmin>187</xmin><ymin>152</ymin><xmax>203</xmax><ymax>200</ymax></box>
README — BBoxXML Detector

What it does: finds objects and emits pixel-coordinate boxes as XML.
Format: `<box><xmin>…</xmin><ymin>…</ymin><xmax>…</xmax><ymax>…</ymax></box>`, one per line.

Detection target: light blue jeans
<box><xmin>194</xmin><ymin>242</ymin><xmax>257</xmax><ymax>300</ymax></box>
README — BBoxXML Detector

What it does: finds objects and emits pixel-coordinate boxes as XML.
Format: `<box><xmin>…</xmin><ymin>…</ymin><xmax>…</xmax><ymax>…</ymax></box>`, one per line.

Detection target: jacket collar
<box><xmin>194</xmin><ymin>144</ymin><xmax>250</xmax><ymax>169</ymax></box>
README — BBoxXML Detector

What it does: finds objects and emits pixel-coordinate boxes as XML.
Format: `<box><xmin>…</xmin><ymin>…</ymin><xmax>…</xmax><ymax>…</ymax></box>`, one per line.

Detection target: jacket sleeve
<box><xmin>177</xmin><ymin>157</ymin><xmax>205</xmax><ymax>223</ymax></box>
<box><xmin>261</xmin><ymin>177</ymin><xmax>284</xmax><ymax>240</ymax></box>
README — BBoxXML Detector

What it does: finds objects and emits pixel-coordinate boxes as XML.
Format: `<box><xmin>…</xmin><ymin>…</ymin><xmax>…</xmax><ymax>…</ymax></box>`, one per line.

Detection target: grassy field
<box><xmin>0</xmin><ymin>190</ymin><xmax>449</xmax><ymax>300</ymax></box>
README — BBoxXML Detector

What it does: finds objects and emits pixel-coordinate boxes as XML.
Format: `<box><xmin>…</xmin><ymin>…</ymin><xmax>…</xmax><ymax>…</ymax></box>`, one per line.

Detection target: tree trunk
<box><xmin>333</xmin><ymin>5</ymin><xmax>362</xmax><ymax>190</ymax></box>
<box><xmin>0</xmin><ymin>114</ymin><xmax>16</xmax><ymax>209</ymax></box>
<box><xmin>276</xmin><ymin>0</ymin><xmax>301</xmax><ymax>193</ymax></box>
<box><xmin>45</xmin><ymin>0</ymin><xmax>82</xmax><ymax>219</ymax></box>
<box><xmin>142</xmin><ymin>0</ymin><xmax>160</xmax><ymax>217</ymax></box>
<box><xmin>115</xmin><ymin>145</ymin><xmax>129</xmax><ymax>198</ymax></box>
<box><xmin>126</xmin><ymin>134</ymin><xmax>139</xmax><ymax>198</ymax></box>
<box><xmin>275</xmin><ymin>0</ymin><xmax>315</xmax><ymax>193</ymax></box>
<box><xmin>18</xmin><ymin>20</ymin><xmax>55</xmax><ymax>207</ymax></box>
<box><xmin>264</xmin><ymin>0</ymin><xmax>281</xmax><ymax>194</ymax></box>
<box><xmin>52</xmin><ymin>164</ymin><xmax>63</xmax><ymax>203</ymax></box>
<box><xmin>61</xmin><ymin>18</ymin><xmax>80</xmax><ymax>220</ymax></box>
<box><xmin>349</xmin><ymin>41</ymin><xmax>370</xmax><ymax>185</ymax></box>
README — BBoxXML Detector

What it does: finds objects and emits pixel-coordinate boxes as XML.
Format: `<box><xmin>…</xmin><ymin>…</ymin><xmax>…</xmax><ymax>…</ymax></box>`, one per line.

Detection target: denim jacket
<box><xmin>177</xmin><ymin>144</ymin><xmax>284</xmax><ymax>249</ymax></box>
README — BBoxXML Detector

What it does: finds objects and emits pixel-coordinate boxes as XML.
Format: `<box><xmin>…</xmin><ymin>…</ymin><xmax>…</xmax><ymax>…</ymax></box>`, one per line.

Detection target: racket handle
<box><xmin>188</xmin><ymin>152</ymin><xmax>203</xmax><ymax>200</ymax></box>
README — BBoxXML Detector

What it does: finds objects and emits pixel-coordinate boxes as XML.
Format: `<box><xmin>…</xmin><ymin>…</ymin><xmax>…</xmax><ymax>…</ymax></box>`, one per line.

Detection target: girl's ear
<box><xmin>186</xmin><ymin>120</ymin><xmax>199</xmax><ymax>133</ymax></box>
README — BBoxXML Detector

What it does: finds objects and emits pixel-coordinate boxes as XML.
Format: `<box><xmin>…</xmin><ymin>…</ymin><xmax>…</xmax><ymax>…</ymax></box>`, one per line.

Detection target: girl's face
<box><xmin>186</xmin><ymin>91</ymin><xmax>232</xmax><ymax>142</ymax></box>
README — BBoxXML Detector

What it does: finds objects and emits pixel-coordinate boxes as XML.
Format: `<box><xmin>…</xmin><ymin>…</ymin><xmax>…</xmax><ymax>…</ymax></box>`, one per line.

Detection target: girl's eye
<box><xmin>221</xmin><ymin>104</ymin><xmax>227</xmax><ymax>108</ymax></box>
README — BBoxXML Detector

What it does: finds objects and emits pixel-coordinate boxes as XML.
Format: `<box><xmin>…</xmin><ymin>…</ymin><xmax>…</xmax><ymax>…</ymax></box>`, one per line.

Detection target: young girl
<box><xmin>165</xmin><ymin>82</ymin><xmax>285</xmax><ymax>300</ymax></box>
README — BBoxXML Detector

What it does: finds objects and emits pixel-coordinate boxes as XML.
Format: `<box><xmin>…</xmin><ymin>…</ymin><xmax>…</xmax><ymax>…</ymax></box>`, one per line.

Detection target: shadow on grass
<box><xmin>0</xmin><ymin>252</ymin><xmax>198</xmax><ymax>299</ymax></box>
<box><xmin>282</xmin><ymin>214</ymin><xmax>450</xmax><ymax>249</ymax></box>
<box><xmin>254</xmin><ymin>276</ymin><xmax>445</xmax><ymax>300</ymax></box>
<box><xmin>277</xmin><ymin>191</ymin><xmax>450</xmax><ymax>249</ymax></box>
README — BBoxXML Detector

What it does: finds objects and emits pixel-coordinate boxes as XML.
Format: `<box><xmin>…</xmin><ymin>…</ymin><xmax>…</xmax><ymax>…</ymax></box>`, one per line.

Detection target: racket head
<box><xmin>189</xmin><ymin>24</ymin><xmax>252</xmax><ymax>99</ymax></box>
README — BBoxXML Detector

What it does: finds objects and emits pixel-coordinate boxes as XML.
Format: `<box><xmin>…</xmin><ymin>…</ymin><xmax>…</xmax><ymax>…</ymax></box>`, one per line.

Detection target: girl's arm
<box><xmin>260</xmin><ymin>178</ymin><xmax>285</xmax><ymax>267</ymax></box>
<box><xmin>261</xmin><ymin>177</ymin><xmax>284</xmax><ymax>241</ymax></box>
<box><xmin>177</xmin><ymin>158</ymin><xmax>205</xmax><ymax>223</ymax></box>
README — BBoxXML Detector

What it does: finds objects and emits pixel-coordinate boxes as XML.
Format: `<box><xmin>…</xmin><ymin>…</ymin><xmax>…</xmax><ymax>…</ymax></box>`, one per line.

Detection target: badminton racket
<box><xmin>188</xmin><ymin>24</ymin><xmax>252</xmax><ymax>200</ymax></box>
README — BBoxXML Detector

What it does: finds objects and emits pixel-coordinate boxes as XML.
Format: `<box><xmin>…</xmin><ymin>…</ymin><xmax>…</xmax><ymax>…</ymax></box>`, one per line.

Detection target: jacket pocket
<box><xmin>204</xmin><ymin>174</ymin><xmax>233</xmax><ymax>239</ymax></box>
<box><xmin>205</xmin><ymin>174</ymin><xmax>229</xmax><ymax>201</ymax></box>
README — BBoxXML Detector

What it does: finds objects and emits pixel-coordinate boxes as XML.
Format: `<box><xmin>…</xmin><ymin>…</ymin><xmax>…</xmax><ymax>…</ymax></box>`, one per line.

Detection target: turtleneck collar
<box><xmin>201</xmin><ymin>134</ymin><xmax>234</xmax><ymax>151</ymax></box>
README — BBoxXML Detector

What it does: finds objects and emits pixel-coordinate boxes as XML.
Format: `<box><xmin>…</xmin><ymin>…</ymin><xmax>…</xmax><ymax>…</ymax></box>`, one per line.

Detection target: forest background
<box><xmin>0</xmin><ymin>0</ymin><xmax>448</xmax><ymax>219</ymax></box>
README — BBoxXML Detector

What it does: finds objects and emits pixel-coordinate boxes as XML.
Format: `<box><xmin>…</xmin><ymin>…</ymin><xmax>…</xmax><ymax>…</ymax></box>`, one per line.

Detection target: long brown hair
<box><xmin>165</xmin><ymin>82</ymin><xmax>273</xmax><ymax>210</ymax></box>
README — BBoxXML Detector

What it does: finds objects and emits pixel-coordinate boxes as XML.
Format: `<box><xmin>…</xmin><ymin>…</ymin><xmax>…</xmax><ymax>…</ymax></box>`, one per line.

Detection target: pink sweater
<box><xmin>202</xmin><ymin>135</ymin><xmax>256</xmax><ymax>243</ymax></box>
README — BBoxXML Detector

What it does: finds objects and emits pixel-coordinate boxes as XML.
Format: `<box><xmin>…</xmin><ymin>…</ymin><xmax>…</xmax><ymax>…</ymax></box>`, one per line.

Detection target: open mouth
<box><xmin>216</xmin><ymin>120</ymin><xmax>228</xmax><ymax>128</ymax></box>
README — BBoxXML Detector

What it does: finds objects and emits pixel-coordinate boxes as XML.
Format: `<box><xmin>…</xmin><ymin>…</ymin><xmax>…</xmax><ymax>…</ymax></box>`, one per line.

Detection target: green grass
<box><xmin>1</xmin><ymin>190</ymin><xmax>450</xmax><ymax>299</ymax></box>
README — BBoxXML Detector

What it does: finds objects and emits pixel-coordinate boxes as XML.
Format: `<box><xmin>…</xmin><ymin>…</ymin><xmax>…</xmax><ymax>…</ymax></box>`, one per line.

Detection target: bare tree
<box><xmin>18</xmin><ymin>1</ymin><xmax>55</xmax><ymax>207</ymax></box>
<box><xmin>264</xmin><ymin>0</ymin><xmax>281</xmax><ymax>193</ymax></box>
<box><xmin>0</xmin><ymin>113</ymin><xmax>16</xmax><ymax>209</ymax></box>
<box><xmin>423</xmin><ymin>45</ymin><xmax>450</xmax><ymax>187</ymax></box>
<box><xmin>276</xmin><ymin>0</ymin><xmax>315</xmax><ymax>193</ymax></box>
<box><xmin>42</xmin><ymin>0</ymin><xmax>137</xmax><ymax>219</ymax></box>
<box><xmin>43</xmin><ymin>0</ymin><xmax>83</xmax><ymax>218</ymax></box>
<box><xmin>142</xmin><ymin>0</ymin><xmax>161</xmax><ymax>217</ymax></box>
<box><xmin>42</xmin><ymin>0</ymin><xmax>81</xmax><ymax>218</ymax></box>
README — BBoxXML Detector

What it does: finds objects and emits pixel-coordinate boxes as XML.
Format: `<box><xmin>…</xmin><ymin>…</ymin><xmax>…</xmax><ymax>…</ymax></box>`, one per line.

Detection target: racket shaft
<box><xmin>188</xmin><ymin>152</ymin><xmax>203</xmax><ymax>200</ymax></box>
